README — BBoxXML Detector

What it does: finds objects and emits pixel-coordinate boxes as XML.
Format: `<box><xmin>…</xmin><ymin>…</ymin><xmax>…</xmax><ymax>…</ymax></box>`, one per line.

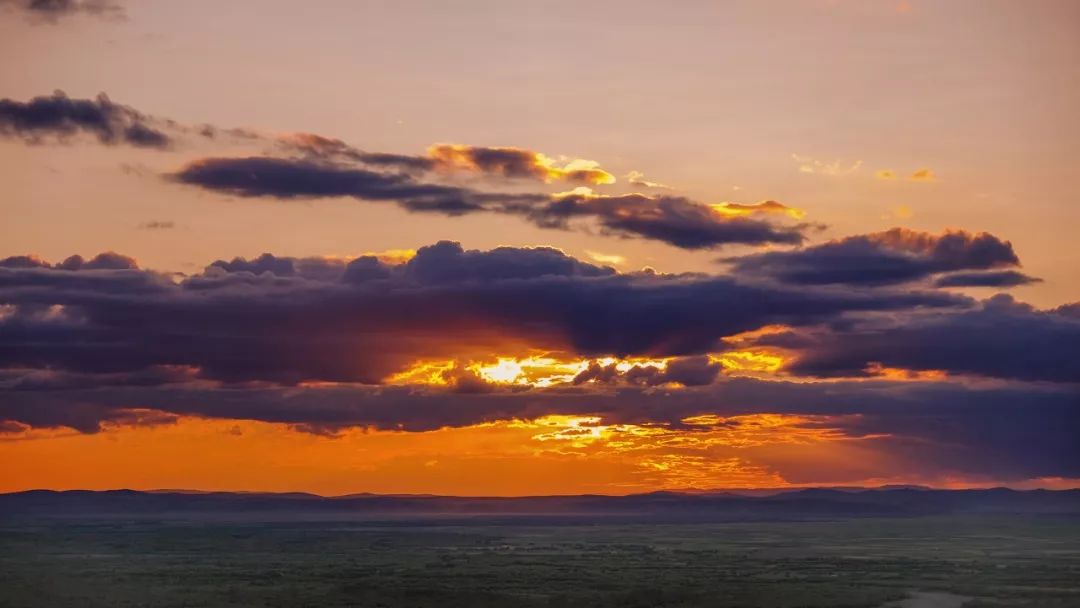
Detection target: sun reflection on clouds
<box><xmin>427</xmin><ymin>144</ymin><xmax>616</xmax><ymax>185</ymax></box>
<box><xmin>469</xmin><ymin>356</ymin><xmax>594</xmax><ymax>386</ymax></box>
<box><xmin>519</xmin><ymin>413</ymin><xmax>852</xmax><ymax>454</ymax></box>
<box><xmin>864</xmin><ymin>363</ymin><xmax>948</xmax><ymax>381</ymax></box>
<box><xmin>504</xmin><ymin>412</ymin><xmax>863</xmax><ymax>489</ymax></box>
<box><xmin>711</xmin><ymin>350</ymin><xmax>786</xmax><ymax>375</ymax></box>
<box><xmin>386</xmin><ymin>354</ymin><xmax>682</xmax><ymax>388</ymax></box>
<box><xmin>710</xmin><ymin>200</ymin><xmax>806</xmax><ymax>220</ymax></box>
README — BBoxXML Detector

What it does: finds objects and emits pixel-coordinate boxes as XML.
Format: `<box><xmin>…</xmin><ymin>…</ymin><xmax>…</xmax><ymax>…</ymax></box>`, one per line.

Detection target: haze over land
<box><xmin>3</xmin><ymin>488</ymin><xmax>1079</xmax><ymax>607</ymax></box>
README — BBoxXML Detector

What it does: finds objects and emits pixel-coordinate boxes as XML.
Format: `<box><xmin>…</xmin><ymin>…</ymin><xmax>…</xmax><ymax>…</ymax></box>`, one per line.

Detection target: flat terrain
<box><xmin>1</xmin><ymin>516</ymin><xmax>1078</xmax><ymax>607</ymax></box>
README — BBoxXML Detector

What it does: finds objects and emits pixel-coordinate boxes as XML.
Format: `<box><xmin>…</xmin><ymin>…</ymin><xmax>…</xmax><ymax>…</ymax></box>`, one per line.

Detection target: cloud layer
<box><xmin>1</xmin><ymin>241</ymin><xmax>972</xmax><ymax>388</ymax></box>
<box><xmin>0</xmin><ymin>241</ymin><xmax>1076</xmax><ymax>485</ymax></box>
<box><xmin>173</xmin><ymin>157</ymin><xmax>808</xmax><ymax>249</ymax></box>
<box><xmin>0</xmin><ymin>91</ymin><xmax>810</xmax><ymax>251</ymax></box>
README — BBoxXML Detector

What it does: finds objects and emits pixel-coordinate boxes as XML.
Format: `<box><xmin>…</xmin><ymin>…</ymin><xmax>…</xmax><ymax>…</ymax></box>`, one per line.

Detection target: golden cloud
<box><xmin>710</xmin><ymin>200</ymin><xmax>806</xmax><ymax>220</ymax></box>
<box><xmin>625</xmin><ymin>170</ymin><xmax>672</xmax><ymax>190</ymax></box>
<box><xmin>792</xmin><ymin>154</ymin><xmax>862</xmax><ymax>176</ymax></box>
<box><xmin>427</xmin><ymin>144</ymin><xmax>616</xmax><ymax>185</ymax></box>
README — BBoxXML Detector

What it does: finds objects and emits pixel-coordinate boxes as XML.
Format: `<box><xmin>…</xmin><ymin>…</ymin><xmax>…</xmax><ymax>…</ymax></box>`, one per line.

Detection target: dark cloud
<box><xmin>138</xmin><ymin>220</ymin><xmax>175</xmax><ymax>230</ymax></box>
<box><xmin>527</xmin><ymin>192</ymin><xmax>806</xmax><ymax>249</ymax></box>
<box><xmin>0</xmin><ymin>239</ymin><xmax>1073</xmax><ymax>484</ymax></box>
<box><xmin>0</xmin><ymin>0</ymin><xmax>124</xmax><ymax>22</ymax></box>
<box><xmin>275</xmin><ymin>133</ymin><xmax>436</xmax><ymax>173</ymax></box>
<box><xmin>0</xmin><ymin>92</ymin><xmax>169</xmax><ymax>148</ymax></box>
<box><xmin>573</xmin><ymin>355</ymin><xmax>721</xmax><ymax>387</ymax></box>
<box><xmin>426</xmin><ymin>144</ymin><xmax>615</xmax><ymax>184</ymax></box>
<box><xmin>0</xmin><ymin>92</ymin><xmax>806</xmax><ymax>250</ymax></box>
<box><xmin>57</xmin><ymin>252</ymin><xmax>139</xmax><ymax>270</ymax></box>
<box><xmin>209</xmin><ymin>253</ymin><xmax>299</xmax><ymax>277</ymax></box>
<box><xmin>172</xmin><ymin>157</ymin><xmax>808</xmax><ymax>249</ymax></box>
<box><xmin>0</xmin><ymin>255</ymin><xmax>50</xmax><ymax>269</ymax></box>
<box><xmin>171</xmin><ymin>156</ymin><xmax>508</xmax><ymax>215</ymax></box>
<box><xmin>1055</xmin><ymin>302</ymin><xmax>1080</xmax><ymax>318</ymax></box>
<box><xmin>276</xmin><ymin>136</ymin><xmax>617</xmax><ymax>184</ymax></box>
<box><xmin>0</xmin><ymin>241</ymin><xmax>966</xmax><ymax>387</ymax></box>
<box><xmin>933</xmin><ymin>270</ymin><xmax>1041</xmax><ymax>288</ymax></box>
<box><xmin>399</xmin><ymin>240</ymin><xmax>613</xmax><ymax>284</ymax></box>
<box><xmin>1</xmin><ymin>252</ymin><xmax>138</xmax><ymax>271</ymax></box>
<box><xmin>725</xmin><ymin>228</ymin><xmax>1020</xmax><ymax>285</ymax></box>
<box><xmin>1</xmin><ymin>374</ymin><xmax>1076</xmax><ymax>482</ymax></box>
<box><xmin>782</xmin><ymin>295</ymin><xmax>1080</xmax><ymax>383</ymax></box>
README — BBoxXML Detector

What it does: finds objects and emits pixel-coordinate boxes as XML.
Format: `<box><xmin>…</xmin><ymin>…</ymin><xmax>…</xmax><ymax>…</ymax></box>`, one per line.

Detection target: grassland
<box><xmin>1</xmin><ymin>516</ymin><xmax>1078</xmax><ymax>607</ymax></box>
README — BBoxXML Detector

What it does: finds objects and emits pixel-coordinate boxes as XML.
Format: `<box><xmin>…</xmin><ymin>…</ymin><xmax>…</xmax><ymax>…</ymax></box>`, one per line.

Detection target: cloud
<box><xmin>625</xmin><ymin>170</ymin><xmax>672</xmax><ymax>190</ymax></box>
<box><xmin>172</xmin><ymin>157</ymin><xmax>810</xmax><ymax>250</ymax></box>
<box><xmin>171</xmin><ymin>156</ymin><xmax>512</xmax><ymax>215</ymax></box>
<box><xmin>0</xmin><ymin>93</ymin><xmax>616</xmax><ymax>190</ymax></box>
<box><xmin>573</xmin><ymin>355</ymin><xmax>721</xmax><ymax>387</ymax></box>
<box><xmin>725</xmin><ymin>228</ymin><xmax>1021</xmax><ymax>286</ymax></box>
<box><xmin>427</xmin><ymin>144</ymin><xmax>616</xmax><ymax>185</ymax></box>
<box><xmin>933</xmin><ymin>270</ymin><xmax>1042</xmax><ymax>288</ymax></box>
<box><xmin>876</xmin><ymin>168</ymin><xmax>937</xmax><ymax>182</ymax></box>
<box><xmin>1</xmin><ymin>251</ymin><xmax>139</xmax><ymax>270</ymax></box>
<box><xmin>274</xmin><ymin>133</ymin><xmax>436</xmax><ymax>172</ymax></box>
<box><xmin>585</xmin><ymin>251</ymin><xmax>625</xmax><ymax>266</ymax></box>
<box><xmin>57</xmin><ymin>251</ymin><xmax>138</xmax><ymax>270</ymax></box>
<box><xmin>0</xmin><ymin>0</ymin><xmax>124</xmax><ymax>23</ymax></box>
<box><xmin>2</xmin><ymin>372</ymin><xmax>1077</xmax><ymax>482</ymax></box>
<box><xmin>711</xmin><ymin>200</ymin><xmax>805</xmax><ymax>220</ymax></box>
<box><xmin>792</xmin><ymin>154</ymin><xmax>862</xmax><ymax>176</ymax></box>
<box><xmin>0</xmin><ymin>241</ymin><xmax>967</xmax><ymax>388</ymax></box>
<box><xmin>138</xmin><ymin>220</ymin><xmax>174</xmax><ymax>230</ymax></box>
<box><xmin>909</xmin><ymin>168</ymin><xmax>936</xmax><ymax>182</ymax></box>
<box><xmin>2</xmin><ymin>245</ymin><xmax>1075</xmax><ymax>484</ymax></box>
<box><xmin>0</xmin><ymin>92</ymin><xmax>170</xmax><ymax>148</ymax></box>
<box><xmin>274</xmin><ymin>135</ymin><xmax>618</xmax><ymax>186</ymax></box>
<box><xmin>1054</xmin><ymin>302</ymin><xmax>1080</xmax><ymax>318</ymax></box>
<box><xmin>530</xmin><ymin>191</ymin><xmax>807</xmax><ymax>249</ymax></box>
<box><xmin>781</xmin><ymin>295</ymin><xmax>1080</xmax><ymax>383</ymax></box>
<box><xmin>0</xmin><ymin>255</ymin><xmax>50</xmax><ymax>269</ymax></box>
<box><xmin>883</xmin><ymin>205</ymin><xmax>913</xmax><ymax>220</ymax></box>
<box><xmin>0</xmin><ymin>92</ymin><xmax>810</xmax><ymax>250</ymax></box>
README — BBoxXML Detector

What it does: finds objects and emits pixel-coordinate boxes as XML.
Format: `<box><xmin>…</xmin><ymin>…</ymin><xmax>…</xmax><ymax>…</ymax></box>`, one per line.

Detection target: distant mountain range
<box><xmin>2</xmin><ymin>487</ymin><xmax>1078</xmax><ymax>523</ymax></box>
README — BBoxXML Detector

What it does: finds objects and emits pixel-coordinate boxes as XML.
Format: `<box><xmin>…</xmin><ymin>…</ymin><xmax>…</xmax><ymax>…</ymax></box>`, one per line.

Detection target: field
<box><xmin>1</xmin><ymin>516</ymin><xmax>1078</xmax><ymax>608</ymax></box>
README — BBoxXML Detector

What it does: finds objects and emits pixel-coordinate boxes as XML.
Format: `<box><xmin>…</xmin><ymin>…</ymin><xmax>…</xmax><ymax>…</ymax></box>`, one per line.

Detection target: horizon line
<box><xmin>6</xmin><ymin>484</ymin><xmax>1079</xmax><ymax>499</ymax></box>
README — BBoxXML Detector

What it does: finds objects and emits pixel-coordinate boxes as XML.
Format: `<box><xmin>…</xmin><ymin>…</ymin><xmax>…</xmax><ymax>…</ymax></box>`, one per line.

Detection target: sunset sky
<box><xmin>1</xmin><ymin>0</ymin><xmax>1077</xmax><ymax>495</ymax></box>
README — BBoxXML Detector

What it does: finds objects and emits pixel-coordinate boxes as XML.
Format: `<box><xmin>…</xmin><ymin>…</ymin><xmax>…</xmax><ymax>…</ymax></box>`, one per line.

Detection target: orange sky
<box><xmin>0</xmin><ymin>414</ymin><xmax>928</xmax><ymax>496</ymax></box>
<box><xmin>1</xmin><ymin>0</ymin><xmax>1077</xmax><ymax>495</ymax></box>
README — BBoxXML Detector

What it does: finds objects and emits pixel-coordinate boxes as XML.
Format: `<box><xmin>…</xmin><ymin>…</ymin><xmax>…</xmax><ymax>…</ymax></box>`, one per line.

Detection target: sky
<box><xmin>0</xmin><ymin>0</ymin><xmax>1077</xmax><ymax>495</ymax></box>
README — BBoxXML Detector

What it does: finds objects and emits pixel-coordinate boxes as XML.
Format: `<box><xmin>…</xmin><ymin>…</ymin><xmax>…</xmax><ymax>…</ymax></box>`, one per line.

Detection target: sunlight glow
<box><xmin>710</xmin><ymin>200</ymin><xmax>806</xmax><ymax>220</ymax></box>
<box><xmin>388</xmin><ymin>354</ymin><xmax>679</xmax><ymax>388</ymax></box>
<box><xmin>712</xmin><ymin>350</ymin><xmax>787</xmax><ymax>374</ymax></box>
